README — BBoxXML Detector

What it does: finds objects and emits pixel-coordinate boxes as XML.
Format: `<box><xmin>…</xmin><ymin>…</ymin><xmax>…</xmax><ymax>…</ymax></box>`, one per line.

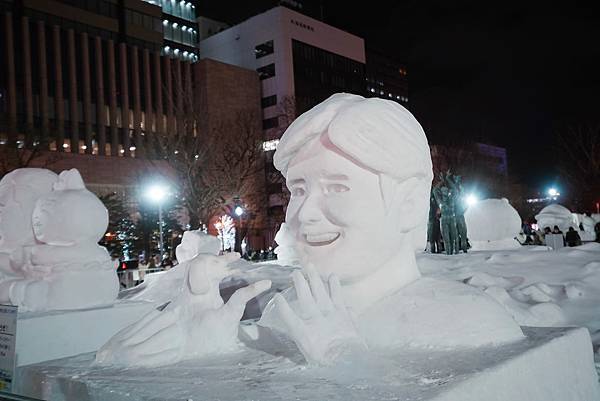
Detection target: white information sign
<box><xmin>0</xmin><ymin>304</ymin><xmax>17</xmax><ymax>392</ymax></box>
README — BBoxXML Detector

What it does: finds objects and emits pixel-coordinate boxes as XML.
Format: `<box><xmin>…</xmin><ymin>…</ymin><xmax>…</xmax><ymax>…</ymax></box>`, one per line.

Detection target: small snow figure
<box><xmin>95</xmin><ymin>251</ymin><xmax>271</xmax><ymax>367</ymax></box>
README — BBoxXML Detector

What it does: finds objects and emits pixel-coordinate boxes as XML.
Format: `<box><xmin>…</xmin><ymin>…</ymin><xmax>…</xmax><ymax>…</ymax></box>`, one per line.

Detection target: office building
<box><xmin>0</xmin><ymin>0</ymin><xmax>200</xmax><ymax>191</ymax></box>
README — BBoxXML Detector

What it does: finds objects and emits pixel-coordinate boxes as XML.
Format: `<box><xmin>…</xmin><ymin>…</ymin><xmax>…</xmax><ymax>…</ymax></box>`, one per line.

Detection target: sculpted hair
<box><xmin>273</xmin><ymin>93</ymin><xmax>433</xmax><ymax>184</ymax></box>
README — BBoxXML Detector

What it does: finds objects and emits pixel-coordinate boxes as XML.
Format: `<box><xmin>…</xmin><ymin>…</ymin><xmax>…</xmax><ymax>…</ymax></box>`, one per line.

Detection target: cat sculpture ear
<box><xmin>53</xmin><ymin>169</ymin><xmax>86</xmax><ymax>191</ymax></box>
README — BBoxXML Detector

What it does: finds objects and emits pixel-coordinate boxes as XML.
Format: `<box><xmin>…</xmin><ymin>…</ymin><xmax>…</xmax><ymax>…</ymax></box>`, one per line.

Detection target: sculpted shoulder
<box><xmin>358</xmin><ymin>277</ymin><xmax>524</xmax><ymax>349</ymax></box>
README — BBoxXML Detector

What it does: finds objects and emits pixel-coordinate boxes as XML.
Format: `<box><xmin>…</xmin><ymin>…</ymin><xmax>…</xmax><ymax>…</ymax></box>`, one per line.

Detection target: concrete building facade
<box><xmin>0</xmin><ymin>0</ymin><xmax>199</xmax><ymax>191</ymax></box>
<box><xmin>199</xmin><ymin>6</ymin><xmax>366</xmax><ymax>140</ymax></box>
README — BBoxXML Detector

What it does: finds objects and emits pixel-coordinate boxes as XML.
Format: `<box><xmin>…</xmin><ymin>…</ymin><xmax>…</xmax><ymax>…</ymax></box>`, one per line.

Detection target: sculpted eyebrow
<box><xmin>322</xmin><ymin>174</ymin><xmax>348</xmax><ymax>180</ymax></box>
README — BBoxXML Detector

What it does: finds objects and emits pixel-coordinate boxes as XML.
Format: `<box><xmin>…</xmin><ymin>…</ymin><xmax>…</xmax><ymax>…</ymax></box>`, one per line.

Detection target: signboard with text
<box><xmin>0</xmin><ymin>304</ymin><xmax>17</xmax><ymax>392</ymax></box>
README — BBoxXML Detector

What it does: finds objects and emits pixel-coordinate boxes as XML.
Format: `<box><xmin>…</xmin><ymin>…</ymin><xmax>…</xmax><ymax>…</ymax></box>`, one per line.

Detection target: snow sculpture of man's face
<box><xmin>275</xmin><ymin>93</ymin><xmax>433</xmax><ymax>284</ymax></box>
<box><xmin>0</xmin><ymin>169</ymin><xmax>58</xmax><ymax>252</ymax></box>
<box><xmin>285</xmin><ymin>136</ymin><xmax>399</xmax><ymax>282</ymax></box>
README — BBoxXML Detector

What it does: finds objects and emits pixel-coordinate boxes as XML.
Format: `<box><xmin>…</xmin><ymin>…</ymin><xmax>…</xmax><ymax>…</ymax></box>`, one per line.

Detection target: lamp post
<box><xmin>234</xmin><ymin>205</ymin><xmax>244</xmax><ymax>254</ymax></box>
<box><xmin>146</xmin><ymin>185</ymin><xmax>168</xmax><ymax>260</ymax></box>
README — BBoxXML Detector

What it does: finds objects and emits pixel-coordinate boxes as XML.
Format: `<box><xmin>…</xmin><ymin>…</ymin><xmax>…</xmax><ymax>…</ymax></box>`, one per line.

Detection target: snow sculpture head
<box><xmin>274</xmin><ymin>94</ymin><xmax>433</xmax><ymax>283</ymax></box>
<box><xmin>32</xmin><ymin>169</ymin><xmax>108</xmax><ymax>246</ymax></box>
<box><xmin>0</xmin><ymin>168</ymin><xmax>58</xmax><ymax>252</ymax></box>
<box><xmin>175</xmin><ymin>230</ymin><xmax>221</xmax><ymax>263</ymax></box>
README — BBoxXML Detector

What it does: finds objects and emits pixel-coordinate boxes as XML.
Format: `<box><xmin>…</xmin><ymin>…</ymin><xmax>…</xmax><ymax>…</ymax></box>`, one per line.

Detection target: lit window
<box><xmin>262</xmin><ymin>139</ymin><xmax>280</xmax><ymax>151</ymax></box>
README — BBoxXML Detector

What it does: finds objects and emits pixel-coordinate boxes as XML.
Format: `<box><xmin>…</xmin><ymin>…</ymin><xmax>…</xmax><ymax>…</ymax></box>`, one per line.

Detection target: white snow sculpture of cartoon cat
<box><xmin>0</xmin><ymin>168</ymin><xmax>118</xmax><ymax>311</ymax></box>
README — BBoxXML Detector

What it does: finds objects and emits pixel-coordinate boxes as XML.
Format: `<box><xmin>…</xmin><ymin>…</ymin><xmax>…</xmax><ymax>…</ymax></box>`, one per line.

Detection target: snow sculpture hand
<box><xmin>272</xmin><ymin>265</ymin><xmax>366</xmax><ymax>365</ymax></box>
<box><xmin>96</xmin><ymin>253</ymin><xmax>271</xmax><ymax>367</ymax></box>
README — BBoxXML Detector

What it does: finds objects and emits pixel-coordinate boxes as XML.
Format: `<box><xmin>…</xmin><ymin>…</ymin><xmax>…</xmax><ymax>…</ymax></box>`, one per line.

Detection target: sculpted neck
<box><xmin>341</xmin><ymin>240</ymin><xmax>421</xmax><ymax>315</ymax></box>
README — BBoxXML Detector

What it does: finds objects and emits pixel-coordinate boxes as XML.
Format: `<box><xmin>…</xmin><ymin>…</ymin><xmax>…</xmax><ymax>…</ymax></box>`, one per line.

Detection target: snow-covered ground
<box><xmin>418</xmin><ymin>243</ymin><xmax>600</xmax><ymax>340</ymax></box>
<box><xmin>15</xmin><ymin>243</ymin><xmax>600</xmax><ymax>400</ymax></box>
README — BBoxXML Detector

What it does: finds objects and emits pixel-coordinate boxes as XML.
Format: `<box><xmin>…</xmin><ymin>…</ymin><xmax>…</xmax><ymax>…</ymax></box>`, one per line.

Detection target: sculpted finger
<box><xmin>128</xmin><ymin>324</ymin><xmax>183</xmax><ymax>356</ymax></box>
<box><xmin>118</xmin><ymin>309</ymin><xmax>163</xmax><ymax>340</ymax></box>
<box><xmin>305</xmin><ymin>264</ymin><xmax>333</xmax><ymax>312</ymax></box>
<box><xmin>292</xmin><ymin>270</ymin><xmax>319</xmax><ymax>318</ymax></box>
<box><xmin>328</xmin><ymin>274</ymin><xmax>346</xmax><ymax>311</ymax></box>
<box><xmin>123</xmin><ymin>311</ymin><xmax>178</xmax><ymax>346</ymax></box>
<box><xmin>273</xmin><ymin>293</ymin><xmax>307</xmax><ymax>341</ymax></box>
<box><xmin>224</xmin><ymin>280</ymin><xmax>272</xmax><ymax>319</ymax></box>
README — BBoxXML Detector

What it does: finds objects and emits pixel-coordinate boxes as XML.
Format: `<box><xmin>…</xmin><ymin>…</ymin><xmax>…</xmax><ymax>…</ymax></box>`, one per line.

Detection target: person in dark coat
<box><xmin>565</xmin><ymin>227</ymin><xmax>582</xmax><ymax>247</ymax></box>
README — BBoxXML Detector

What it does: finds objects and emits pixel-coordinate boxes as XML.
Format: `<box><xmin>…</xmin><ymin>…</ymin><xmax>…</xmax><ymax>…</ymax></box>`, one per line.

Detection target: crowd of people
<box><xmin>519</xmin><ymin>221</ymin><xmax>600</xmax><ymax>248</ymax></box>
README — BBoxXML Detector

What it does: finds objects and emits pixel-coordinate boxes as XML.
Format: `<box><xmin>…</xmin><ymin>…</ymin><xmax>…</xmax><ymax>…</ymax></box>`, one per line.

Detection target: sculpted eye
<box><xmin>326</xmin><ymin>183</ymin><xmax>350</xmax><ymax>193</ymax></box>
<box><xmin>291</xmin><ymin>187</ymin><xmax>305</xmax><ymax>197</ymax></box>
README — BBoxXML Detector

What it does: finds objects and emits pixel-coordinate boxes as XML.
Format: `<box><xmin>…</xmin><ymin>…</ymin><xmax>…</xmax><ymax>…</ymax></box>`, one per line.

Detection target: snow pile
<box><xmin>464</xmin><ymin>198</ymin><xmax>522</xmax><ymax>250</ymax></box>
<box><xmin>417</xmin><ymin>243</ymin><xmax>600</xmax><ymax>334</ymax></box>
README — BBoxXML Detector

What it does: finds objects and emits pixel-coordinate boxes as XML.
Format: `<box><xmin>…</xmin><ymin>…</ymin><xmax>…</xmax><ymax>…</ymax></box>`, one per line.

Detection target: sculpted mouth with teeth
<box><xmin>303</xmin><ymin>232</ymin><xmax>341</xmax><ymax>246</ymax></box>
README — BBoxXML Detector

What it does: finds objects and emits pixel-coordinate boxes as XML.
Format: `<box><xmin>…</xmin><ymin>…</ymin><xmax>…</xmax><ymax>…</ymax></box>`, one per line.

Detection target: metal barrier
<box><xmin>117</xmin><ymin>268</ymin><xmax>166</xmax><ymax>289</ymax></box>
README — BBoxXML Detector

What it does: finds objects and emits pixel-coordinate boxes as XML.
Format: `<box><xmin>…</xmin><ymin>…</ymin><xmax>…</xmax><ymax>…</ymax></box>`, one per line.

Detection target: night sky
<box><xmin>200</xmin><ymin>1</ymin><xmax>600</xmax><ymax>192</ymax></box>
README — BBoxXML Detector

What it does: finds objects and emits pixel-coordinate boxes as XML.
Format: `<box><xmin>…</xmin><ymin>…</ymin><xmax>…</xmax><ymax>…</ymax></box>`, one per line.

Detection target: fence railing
<box><xmin>117</xmin><ymin>268</ymin><xmax>166</xmax><ymax>289</ymax></box>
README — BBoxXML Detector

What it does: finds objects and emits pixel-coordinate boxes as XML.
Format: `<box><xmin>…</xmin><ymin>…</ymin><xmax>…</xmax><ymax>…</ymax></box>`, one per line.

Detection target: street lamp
<box><xmin>234</xmin><ymin>205</ymin><xmax>244</xmax><ymax>254</ymax></box>
<box><xmin>146</xmin><ymin>185</ymin><xmax>168</xmax><ymax>260</ymax></box>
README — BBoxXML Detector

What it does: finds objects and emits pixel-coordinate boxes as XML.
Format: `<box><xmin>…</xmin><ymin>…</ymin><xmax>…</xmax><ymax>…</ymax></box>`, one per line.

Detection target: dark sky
<box><xmin>200</xmin><ymin>1</ymin><xmax>600</xmax><ymax>191</ymax></box>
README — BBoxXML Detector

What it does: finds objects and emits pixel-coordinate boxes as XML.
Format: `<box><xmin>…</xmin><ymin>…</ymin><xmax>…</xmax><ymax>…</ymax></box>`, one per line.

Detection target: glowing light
<box><xmin>262</xmin><ymin>139</ymin><xmax>279</xmax><ymax>151</ymax></box>
<box><xmin>466</xmin><ymin>194</ymin><xmax>478</xmax><ymax>206</ymax></box>
<box><xmin>548</xmin><ymin>188</ymin><xmax>559</xmax><ymax>197</ymax></box>
<box><xmin>234</xmin><ymin>206</ymin><xmax>244</xmax><ymax>216</ymax></box>
<box><xmin>129</xmin><ymin>146</ymin><xmax>136</xmax><ymax>151</ymax></box>
<box><xmin>62</xmin><ymin>143</ymin><xmax>69</xmax><ymax>148</ymax></box>
<box><xmin>146</xmin><ymin>185</ymin><xmax>168</xmax><ymax>202</ymax></box>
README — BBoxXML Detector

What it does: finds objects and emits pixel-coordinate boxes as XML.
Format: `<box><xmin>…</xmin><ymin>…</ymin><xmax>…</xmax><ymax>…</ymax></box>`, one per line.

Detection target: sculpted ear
<box><xmin>381</xmin><ymin>176</ymin><xmax>430</xmax><ymax>233</ymax></box>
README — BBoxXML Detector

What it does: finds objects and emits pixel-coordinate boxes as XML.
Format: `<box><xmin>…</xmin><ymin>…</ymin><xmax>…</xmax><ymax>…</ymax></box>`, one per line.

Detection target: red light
<box><xmin>121</xmin><ymin>263</ymin><xmax>126</xmax><ymax>270</ymax></box>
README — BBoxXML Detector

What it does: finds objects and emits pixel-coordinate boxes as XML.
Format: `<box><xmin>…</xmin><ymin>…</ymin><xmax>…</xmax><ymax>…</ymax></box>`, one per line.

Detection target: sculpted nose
<box><xmin>298</xmin><ymin>194</ymin><xmax>323</xmax><ymax>224</ymax></box>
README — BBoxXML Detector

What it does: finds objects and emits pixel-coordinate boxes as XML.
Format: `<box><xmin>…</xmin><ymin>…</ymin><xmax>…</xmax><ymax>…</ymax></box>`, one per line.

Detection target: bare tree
<box><xmin>0</xmin><ymin>145</ymin><xmax>61</xmax><ymax>179</ymax></box>
<box><xmin>146</xmin><ymin>91</ymin><xmax>265</xmax><ymax>234</ymax></box>
<box><xmin>556</xmin><ymin>124</ymin><xmax>600</xmax><ymax>210</ymax></box>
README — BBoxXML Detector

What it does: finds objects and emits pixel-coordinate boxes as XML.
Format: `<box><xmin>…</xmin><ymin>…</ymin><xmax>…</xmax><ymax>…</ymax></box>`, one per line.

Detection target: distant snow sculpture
<box><xmin>535</xmin><ymin>204</ymin><xmax>574</xmax><ymax>233</ymax></box>
<box><xmin>464</xmin><ymin>198</ymin><xmax>522</xmax><ymax>250</ymax></box>
<box><xmin>0</xmin><ymin>168</ymin><xmax>118</xmax><ymax>311</ymax></box>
